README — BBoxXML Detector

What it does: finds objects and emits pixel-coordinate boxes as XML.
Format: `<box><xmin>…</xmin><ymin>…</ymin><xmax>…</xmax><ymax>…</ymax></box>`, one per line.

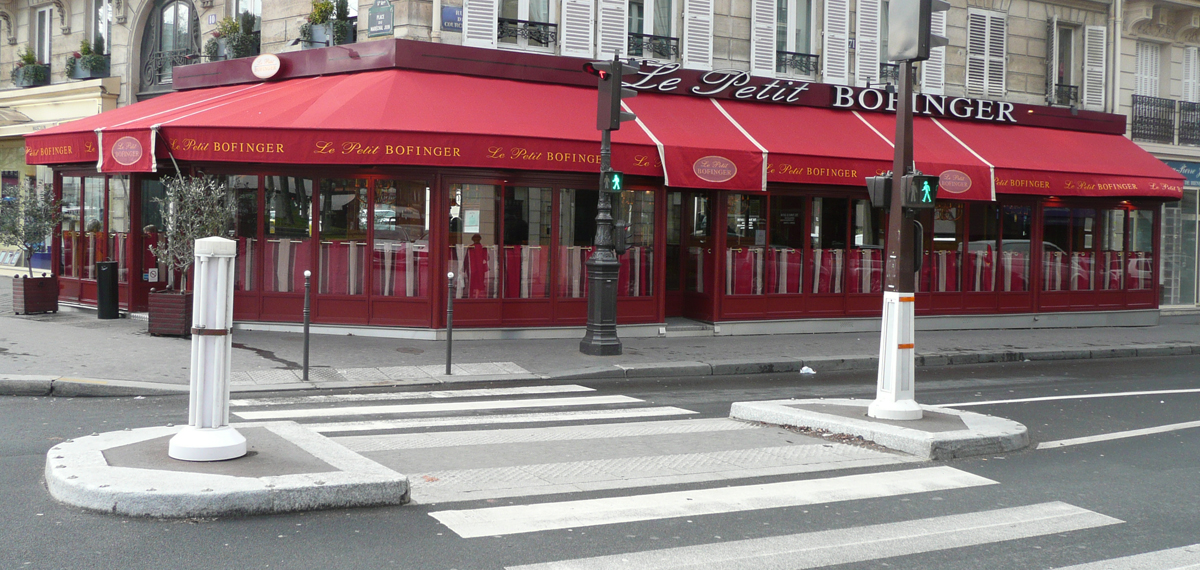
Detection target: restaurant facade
<box><xmin>23</xmin><ymin>39</ymin><xmax>1184</xmax><ymax>335</ymax></box>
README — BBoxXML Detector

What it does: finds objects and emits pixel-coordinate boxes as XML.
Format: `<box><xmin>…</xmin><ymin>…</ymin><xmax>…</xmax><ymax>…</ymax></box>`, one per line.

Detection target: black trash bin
<box><xmin>96</xmin><ymin>260</ymin><xmax>119</xmax><ymax>319</ymax></box>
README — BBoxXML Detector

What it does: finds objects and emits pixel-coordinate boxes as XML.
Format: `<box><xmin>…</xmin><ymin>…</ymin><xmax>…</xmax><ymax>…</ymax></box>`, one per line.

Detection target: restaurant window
<box><xmin>501</xmin><ymin>187</ymin><xmax>551</xmax><ymax>299</ymax></box>
<box><xmin>999</xmin><ymin>205</ymin><xmax>1032</xmax><ymax>291</ymax></box>
<box><xmin>317</xmin><ymin>179</ymin><xmax>368</xmax><ymax>296</ymax></box>
<box><xmin>229</xmin><ymin>175</ymin><xmax>258</xmax><ymax>292</ymax></box>
<box><xmin>1161</xmin><ymin>191</ymin><xmax>1198</xmax><ymax>305</ymax></box>
<box><xmin>966</xmin><ymin>204</ymin><xmax>999</xmax><ymax>292</ymax></box>
<box><xmin>1098</xmin><ymin>209</ymin><xmax>1125</xmax><ymax>291</ymax></box>
<box><xmin>499</xmin><ymin>0</ymin><xmax>554</xmax><ymax>50</ymax></box>
<box><xmin>372</xmin><ymin>180</ymin><xmax>429</xmax><ymax>298</ymax></box>
<box><xmin>139</xmin><ymin>0</ymin><xmax>201</xmax><ymax>93</ymax></box>
<box><xmin>107</xmin><ymin>176</ymin><xmax>130</xmax><ymax>283</ymax></box>
<box><xmin>264</xmin><ymin>176</ymin><xmax>313</xmax><ymax>293</ymax></box>
<box><xmin>920</xmin><ymin>202</ymin><xmax>964</xmax><ymax>292</ymax></box>
<box><xmin>1042</xmin><ymin>207</ymin><xmax>1096</xmax><ymax>292</ymax></box>
<box><xmin>449</xmin><ymin>184</ymin><xmax>499</xmax><ymax>299</ymax></box>
<box><xmin>725</xmin><ymin>194</ymin><xmax>765</xmax><ymax>295</ymax></box>
<box><xmin>686</xmin><ymin>194</ymin><xmax>711</xmax><ymax>292</ymax></box>
<box><xmin>768</xmin><ymin>195</ymin><xmax>805</xmax><ymax>294</ymax></box>
<box><xmin>811</xmin><ymin>197</ymin><xmax>847</xmax><ymax>294</ymax></box>
<box><xmin>1128</xmin><ymin>208</ymin><xmax>1155</xmax><ymax>290</ymax></box>
<box><xmin>83</xmin><ymin>178</ymin><xmax>106</xmax><ymax>280</ymax></box>
<box><xmin>557</xmin><ymin>189</ymin><xmax>596</xmax><ymax>299</ymax></box>
<box><xmin>617</xmin><ymin>189</ymin><xmax>655</xmax><ymax>296</ymax></box>
<box><xmin>850</xmin><ymin>199</ymin><xmax>884</xmax><ymax>293</ymax></box>
<box><xmin>61</xmin><ymin>178</ymin><xmax>81</xmax><ymax>278</ymax></box>
<box><xmin>776</xmin><ymin>0</ymin><xmax>814</xmax><ymax>76</ymax></box>
<box><xmin>630</xmin><ymin>0</ymin><xmax>675</xmax><ymax>59</ymax></box>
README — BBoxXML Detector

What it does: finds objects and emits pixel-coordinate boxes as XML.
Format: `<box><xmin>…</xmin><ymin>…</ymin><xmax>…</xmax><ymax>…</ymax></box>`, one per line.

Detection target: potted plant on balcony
<box><xmin>147</xmin><ymin>175</ymin><xmax>235</xmax><ymax>337</ymax></box>
<box><xmin>11</xmin><ymin>46</ymin><xmax>49</xmax><ymax>88</ymax></box>
<box><xmin>300</xmin><ymin>0</ymin><xmax>352</xmax><ymax>48</ymax></box>
<box><xmin>0</xmin><ymin>181</ymin><xmax>62</xmax><ymax>315</ymax></box>
<box><xmin>64</xmin><ymin>37</ymin><xmax>110</xmax><ymax>80</ymax></box>
<box><xmin>203</xmin><ymin>13</ymin><xmax>259</xmax><ymax>61</ymax></box>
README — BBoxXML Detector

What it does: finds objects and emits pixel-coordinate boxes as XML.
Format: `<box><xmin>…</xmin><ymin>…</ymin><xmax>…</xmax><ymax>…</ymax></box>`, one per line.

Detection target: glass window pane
<box><xmin>811</xmin><ymin>197</ymin><xmax>847</xmax><ymax>293</ymax></box>
<box><xmin>966</xmin><ymin>203</ymin><xmax>998</xmax><ymax>292</ymax></box>
<box><xmin>557</xmin><ymin>188</ymin><xmax>596</xmax><ymax>299</ymax></box>
<box><xmin>264</xmin><ymin>176</ymin><xmax>313</xmax><ymax>293</ymax></box>
<box><xmin>502</xmin><ymin>187</ymin><xmax>551</xmax><ymax>299</ymax></box>
<box><xmin>1099</xmin><ymin>209</ymin><xmax>1125</xmax><ymax>291</ymax></box>
<box><xmin>919</xmin><ymin>202</ymin><xmax>964</xmax><ymax>293</ymax></box>
<box><xmin>726</xmin><ymin>194</ymin><xmax>766</xmax><ymax>296</ymax></box>
<box><xmin>141</xmin><ymin>179</ymin><xmax>165</xmax><ymax>285</ymax></box>
<box><xmin>850</xmin><ymin>199</ymin><xmax>884</xmax><ymax>294</ymax></box>
<box><xmin>227</xmin><ymin>175</ymin><xmax>258</xmax><ymax>292</ymax></box>
<box><xmin>768</xmin><ymin>195</ymin><xmax>804</xmax><ymax>294</ymax></box>
<box><xmin>83</xmin><ymin>178</ymin><xmax>106</xmax><ymax>279</ymax></box>
<box><xmin>685</xmin><ymin>193</ymin><xmax>711</xmax><ymax>292</ymax></box>
<box><xmin>449</xmin><ymin>184</ymin><xmax>499</xmax><ymax>299</ymax></box>
<box><xmin>107</xmin><ymin>176</ymin><xmax>130</xmax><ymax>283</ymax></box>
<box><xmin>372</xmin><ymin>180</ymin><xmax>430</xmax><ymax>298</ymax></box>
<box><xmin>61</xmin><ymin>178</ymin><xmax>81</xmax><ymax>278</ymax></box>
<box><xmin>999</xmin><ymin>205</ymin><xmax>1032</xmax><ymax>291</ymax></box>
<box><xmin>665</xmin><ymin>191</ymin><xmax>682</xmax><ymax>292</ymax></box>
<box><xmin>317</xmin><ymin>178</ymin><xmax>368</xmax><ymax>295</ymax></box>
<box><xmin>1129</xmin><ymin>209</ymin><xmax>1154</xmax><ymax>289</ymax></box>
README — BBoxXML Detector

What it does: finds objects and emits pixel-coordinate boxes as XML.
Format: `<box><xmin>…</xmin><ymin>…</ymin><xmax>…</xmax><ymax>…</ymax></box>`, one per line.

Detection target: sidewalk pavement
<box><xmin>3</xmin><ymin>272</ymin><xmax>1199</xmax><ymax>397</ymax></box>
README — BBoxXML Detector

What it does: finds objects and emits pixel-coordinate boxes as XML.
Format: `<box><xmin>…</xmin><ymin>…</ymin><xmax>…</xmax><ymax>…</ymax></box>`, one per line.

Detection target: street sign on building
<box><xmin>368</xmin><ymin>0</ymin><xmax>394</xmax><ymax>37</ymax></box>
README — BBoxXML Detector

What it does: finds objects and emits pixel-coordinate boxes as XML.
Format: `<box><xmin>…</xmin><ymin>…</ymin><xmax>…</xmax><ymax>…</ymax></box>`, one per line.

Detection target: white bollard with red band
<box><xmin>869</xmin><ymin>291</ymin><xmax>923</xmax><ymax>420</ymax></box>
<box><xmin>169</xmin><ymin>237</ymin><xmax>247</xmax><ymax>461</ymax></box>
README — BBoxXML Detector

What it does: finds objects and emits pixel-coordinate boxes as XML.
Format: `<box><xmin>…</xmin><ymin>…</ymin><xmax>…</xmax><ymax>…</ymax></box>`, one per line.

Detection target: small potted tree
<box><xmin>64</xmin><ymin>37</ymin><xmax>109</xmax><ymax>80</ymax></box>
<box><xmin>0</xmin><ymin>182</ymin><xmax>62</xmax><ymax>314</ymax></box>
<box><xmin>300</xmin><ymin>0</ymin><xmax>353</xmax><ymax>47</ymax></box>
<box><xmin>11</xmin><ymin>46</ymin><xmax>49</xmax><ymax>88</ymax></box>
<box><xmin>147</xmin><ymin>175</ymin><xmax>235</xmax><ymax>337</ymax></box>
<box><xmin>203</xmin><ymin>14</ymin><xmax>259</xmax><ymax>60</ymax></box>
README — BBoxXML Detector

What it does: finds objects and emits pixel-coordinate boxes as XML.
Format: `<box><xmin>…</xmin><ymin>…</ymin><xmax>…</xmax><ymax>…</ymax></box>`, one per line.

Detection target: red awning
<box><xmin>26</xmin><ymin>69</ymin><xmax>663</xmax><ymax>179</ymax></box>
<box><xmin>853</xmin><ymin>113</ymin><xmax>997</xmax><ymax>202</ymax></box>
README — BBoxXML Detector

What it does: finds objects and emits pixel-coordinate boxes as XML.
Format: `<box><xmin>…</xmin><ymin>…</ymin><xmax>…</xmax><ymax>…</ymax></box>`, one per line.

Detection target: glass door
<box><xmin>679</xmin><ymin>191</ymin><xmax>714</xmax><ymax>321</ymax></box>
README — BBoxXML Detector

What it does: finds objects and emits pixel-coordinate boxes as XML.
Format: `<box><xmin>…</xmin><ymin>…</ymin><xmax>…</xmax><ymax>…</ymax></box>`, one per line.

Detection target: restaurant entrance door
<box><xmin>665</xmin><ymin>190</ymin><xmax>715</xmax><ymax>321</ymax></box>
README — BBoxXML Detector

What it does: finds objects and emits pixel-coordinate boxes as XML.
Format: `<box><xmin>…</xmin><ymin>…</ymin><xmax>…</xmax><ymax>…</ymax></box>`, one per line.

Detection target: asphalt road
<box><xmin>2</xmin><ymin>355</ymin><xmax>1199</xmax><ymax>569</ymax></box>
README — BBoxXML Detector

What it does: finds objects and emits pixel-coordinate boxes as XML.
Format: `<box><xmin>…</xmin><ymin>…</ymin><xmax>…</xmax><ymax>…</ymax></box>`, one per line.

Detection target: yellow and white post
<box><xmin>868</xmin><ymin>291</ymin><xmax>922</xmax><ymax>420</ymax></box>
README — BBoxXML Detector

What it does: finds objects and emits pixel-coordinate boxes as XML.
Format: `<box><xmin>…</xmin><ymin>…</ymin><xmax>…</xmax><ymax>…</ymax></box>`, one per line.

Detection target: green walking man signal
<box><xmin>901</xmin><ymin>174</ymin><xmax>940</xmax><ymax>209</ymax></box>
<box><xmin>602</xmin><ymin>170</ymin><xmax>624</xmax><ymax>193</ymax></box>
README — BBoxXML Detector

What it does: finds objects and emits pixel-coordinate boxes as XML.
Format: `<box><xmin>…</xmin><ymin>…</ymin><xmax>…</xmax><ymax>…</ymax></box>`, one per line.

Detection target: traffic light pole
<box><xmin>869</xmin><ymin>61</ymin><xmax>923</xmax><ymax>420</ymax></box>
<box><xmin>580</xmin><ymin>129</ymin><xmax>622</xmax><ymax>355</ymax></box>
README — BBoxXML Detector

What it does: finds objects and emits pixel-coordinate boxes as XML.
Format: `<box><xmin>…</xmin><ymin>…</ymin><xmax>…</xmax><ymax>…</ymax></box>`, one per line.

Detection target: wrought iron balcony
<box><xmin>1180</xmin><ymin>101</ymin><xmax>1200</xmax><ymax>147</ymax></box>
<box><xmin>628</xmin><ymin>33</ymin><xmax>678</xmax><ymax>60</ymax></box>
<box><xmin>498</xmin><ymin>18</ymin><xmax>557</xmax><ymax>47</ymax></box>
<box><xmin>1051</xmin><ymin>83</ymin><xmax>1079</xmax><ymax>106</ymax></box>
<box><xmin>1132</xmin><ymin>94</ymin><xmax>1177</xmax><ymax>145</ymax></box>
<box><xmin>140</xmin><ymin>48</ymin><xmax>200</xmax><ymax>90</ymax></box>
<box><xmin>776</xmin><ymin>51</ymin><xmax>819</xmax><ymax>77</ymax></box>
<box><xmin>880</xmin><ymin>62</ymin><xmax>900</xmax><ymax>84</ymax></box>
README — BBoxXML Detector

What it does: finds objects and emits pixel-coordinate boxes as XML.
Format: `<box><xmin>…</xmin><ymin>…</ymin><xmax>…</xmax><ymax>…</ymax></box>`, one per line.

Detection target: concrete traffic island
<box><xmin>730</xmin><ymin>399</ymin><xmax>1029</xmax><ymax>460</ymax></box>
<box><xmin>45</xmin><ymin>421</ymin><xmax>410</xmax><ymax>517</ymax></box>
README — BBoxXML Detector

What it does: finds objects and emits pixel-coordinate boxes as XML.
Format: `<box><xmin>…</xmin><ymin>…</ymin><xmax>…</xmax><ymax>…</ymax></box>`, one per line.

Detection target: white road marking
<box><xmin>230</xmin><ymin>385</ymin><xmax>594</xmax><ymax>407</ymax></box>
<box><xmin>1037</xmin><ymin>420</ymin><xmax>1200</xmax><ymax>450</ymax></box>
<box><xmin>937</xmin><ymin>387</ymin><xmax>1200</xmax><ymax>408</ymax></box>
<box><xmin>429</xmin><ymin>465</ymin><xmax>997</xmax><ymax>538</ymax></box>
<box><xmin>299</xmin><ymin>407</ymin><xmax>698</xmax><ymax>433</ymax></box>
<box><xmin>1053</xmin><ymin>543</ymin><xmax>1200</xmax><ymax>569</ymax></box>
<box><xmin>233</xmin><ymin>395</ymin><xmax>643</xmax><ymax>420</ymax></box>
<box><xmin>505</xmin><ymin>502</ymin><xmax>1120</xmax><ymax>570</ymax></box>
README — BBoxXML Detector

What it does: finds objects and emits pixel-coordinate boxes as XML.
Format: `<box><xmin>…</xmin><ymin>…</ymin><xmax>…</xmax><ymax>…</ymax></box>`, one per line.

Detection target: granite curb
<box><xmin>729</xmin><ymin>398</ymin><xmax>1030</xmax><ymax>460</ymax></box>
<box><xmin>5</xmin><ymin>342</ymin><xmax>1199</xmax><ymax>397</ymax></box>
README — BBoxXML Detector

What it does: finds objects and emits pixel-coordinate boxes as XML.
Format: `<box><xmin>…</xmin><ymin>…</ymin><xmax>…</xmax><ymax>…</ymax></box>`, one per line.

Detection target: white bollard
<box><xmin>868</xmin><ymin>291</ymin><xmax>923</xmax><ymax>420</ymax></box>
<box><xmin>168</xmin><ymin>237</ymin><xmax>247</xmax><ymax>461</ymax></box>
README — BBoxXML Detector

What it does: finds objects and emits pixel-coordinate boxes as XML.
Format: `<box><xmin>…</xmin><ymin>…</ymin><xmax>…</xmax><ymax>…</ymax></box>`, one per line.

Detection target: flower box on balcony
<box><xmin>12</xmin><ymin>64</ymin><xmax>50</xmax><ymax>88</ymax></box>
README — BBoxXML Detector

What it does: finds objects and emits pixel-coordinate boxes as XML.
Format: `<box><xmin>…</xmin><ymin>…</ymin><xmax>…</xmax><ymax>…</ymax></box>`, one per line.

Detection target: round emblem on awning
<box><xmin>111</xmin><ymin>136</ymin><xmax>144</xmax><ymax>166</ymax></box>
<box><xmin>693</xmin><ymin>156</ymin><xmax>737</xmax><ymax>183</ymax></box>
<box><xmin>251</xmin><ymin>54</ymin><xmax>282</xmax><ymax>80</ymax></box>
<box><xmin>938</xmin><ymin>169</ymin><xmax>972</xmax><ymax>194</ymax></box>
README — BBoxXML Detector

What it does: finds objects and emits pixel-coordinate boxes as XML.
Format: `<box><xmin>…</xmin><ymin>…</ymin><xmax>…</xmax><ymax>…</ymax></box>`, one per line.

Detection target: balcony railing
<box><xmin>628</xmin><ymin>33</ymin><xmax>678</xmax><ymax>60</ymax></box>
<box><xmin>880</xmin><ymin>62</ymin><xmax>900</xmax><ymax>84</ymax></box>
<box><xmin>498</xmin><ymin>18</ymin><xmax>557</xmax><ymax>47</ymax></box>
<box><xmin>776</xmin><ymin>51</ymin><xmax>819</xmax><ymax>77</ymax></box>
<box><xmin>1132</xmin><ymin>95</ymin><xmax>1180</xmax><ymax>145</ymax></box>
<box><xmin>1052</xmin><ymin>83</ymin><xmax>1079</xmax><ymax>106</ymax></box>
<box><xmin>140</xmin><ymin>48</ymin><xmax>199</xmax><ymax>91</ymax></box>
<box><xmin>1180</xmin><ymin>102</ymin><xmax>1200</xmax><ymax>146</ymax></box>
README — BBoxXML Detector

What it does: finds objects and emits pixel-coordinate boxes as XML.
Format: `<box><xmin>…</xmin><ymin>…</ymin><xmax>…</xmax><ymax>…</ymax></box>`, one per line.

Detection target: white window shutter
<box><xmin>1045</xmin><ymin>18</ymin><xmax>1058</xmax><ymax>103</ymax></box>
<box><xmin>463</xmin><ymin>0</ymin><xmax>499</xmax><ymax>48</ymax></box>
<box><xmin>1135</xmin><ymin>42</ymin><xmax>1160</xmax><ymax>97</ymax></box>
<box><xmin>750</xmin><ymin>0</ymin><xmax>777</xmax><ymax>76</ymax></box>
<box><xmin>1082</xmin><ymin>25</ymin><xmax>1107</xmax><ymax>110</ymax></box>
<box><xmin>920</xmin><ymin>7</ymin><xmax>946</xmax><ymax>94</ymax></box>
<box><xmin>854</xmin><ymin>0</ymin><xmax>880</xmax><ymax>86</ymax></box>
<box><xmin>597</xmin><ymin>0</ymin><xmax>628</xmax><ymax>59</ymax></box>
<box><xmin>823</xmin><ymin>0</ymin><xmax>851</xmax><ymax>85</ymax></box>
<box><xmin>1186</xmin><ymin>47</ymin><xmax>1199</xmax><ymax>103</ymax></box>
<box><xmin>561</xmin><ymin>0</ymin><xmax>596</xmax><ymax>57</ymax></box>
<box><xmin>985</xmin><ymin>12</ymin><xmax>1006</xmax><ymax>98</ymax></box>
<box><xmin>966</xmin><ymin>11</ymin><xmax>987</xmax><ymax>96</ymax></box>
<box><xmin>683</xmin><ymin>0</ymin><xmax>714</xmax><ymax>70</ymax></box>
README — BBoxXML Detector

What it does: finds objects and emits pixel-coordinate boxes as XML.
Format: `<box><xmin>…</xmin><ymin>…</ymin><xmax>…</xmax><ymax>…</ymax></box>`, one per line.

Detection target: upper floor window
<box><xmin>138</xmin><ymin>0</ymin><xmax>200</xmax><ymax>96</ymax></box>
<box><xmin>34</xmin><ymin>6</ymin><xmax>53</xmax><ymax>65</ymax></box>
<box><xmin>92</xmin><ymin>0</ymin><xmax>112</xmax><ymax>54</ymax></box>
<box><xmin>236</xmin><ymin>0</ymin><xmax>262</xmax><ymax>33</ymax></box>
<box><xmin>629</xmin><ymin>0</ymin><xmax>676</xmax><ymax>59</ymax></box>
<box><xmin>1046</xmin><ymin>20</ymin><xmax>1105</xmax><ymax>110</ymax></box>
<box><xmin>499</xmin><ymin>0</ymin><xmax>556</xmax><ymax>50</ymax></box>
<box><xmin>1135</xmin><ymin>41</ymin><xmax>1161</xmax><ymax>98</ymax></box>
<box><xmin>776</xmin><ymin>0</ymin><xmax>814</xmax><ymax>76</ymax></box>
<box><xmin>966</xmin><ymin>9</ymin><xmax>1006</xmax><ymax>98</ymax></box>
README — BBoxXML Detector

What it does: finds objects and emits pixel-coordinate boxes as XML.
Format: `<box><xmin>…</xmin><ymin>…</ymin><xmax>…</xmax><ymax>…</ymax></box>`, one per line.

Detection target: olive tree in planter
<box><xmin>148</xmin><ymin>175</ymin><xmax>235</xmax><ymax>336</ymax></box>
<box><xmin>0</xmin><ymin>182</ymin><xmax>62</xmax><ymax>314</ymax></box>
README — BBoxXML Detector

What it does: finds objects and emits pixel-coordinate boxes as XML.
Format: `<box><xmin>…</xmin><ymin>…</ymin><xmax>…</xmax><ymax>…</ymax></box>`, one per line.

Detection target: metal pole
<box><xmin>302</xmin><ymin>270</ymin><xmax>311</xmax><ymax>382</ymax></box>
<box><xmin>580</xmin><ymin>128</ymin><xmax>622</xmax><ymax>356</ymax></box>
<box><xmin>446</xmin><ymin>271</ymin><xmax>454</xmax><ymax>376</ymax></box>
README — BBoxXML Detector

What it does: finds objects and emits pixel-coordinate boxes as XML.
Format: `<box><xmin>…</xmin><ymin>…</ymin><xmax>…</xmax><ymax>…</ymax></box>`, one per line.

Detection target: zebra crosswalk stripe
<box><xmin>503</xmin><ymin>502</ymin><xmax>1122</xmax><ymax>570</ymax></box>
<box><xmin>233</xmin><ymin>395</ymin><xmax>643</xmax><ymax>420</ymax></box>
<box><xmin>1051</xmin><ymin>543</ymin><xmax>1200</xmax><ymax>569</ymax></box>
<box><xmin>301</xmin><ymin>407</ymin><xmax>698</xmax><ymax>433</ymax></box>
<box><xmin>429</xmin><ymin>465</ymin><xmax>997</xmax><ymax>538</ymax></box>
<box><xmin>229</xmin><ymin>384</ymin><xmax>596</xmax><ymax>407</ymax></box>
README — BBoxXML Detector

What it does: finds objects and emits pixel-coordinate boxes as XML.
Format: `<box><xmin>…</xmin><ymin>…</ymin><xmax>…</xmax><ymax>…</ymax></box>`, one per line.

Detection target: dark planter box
<box><xmin>13</xmin><ymin>65</ymin><xmax>50</xmax><ymax>88</ymax></box>
<box><xmin>12</xmin><ymin>275</ymin><xmax>58</xmax><ymax>315</ymax></box>
<box><xmin>69</xmin><ymin>59</ymin><xmax>109</xmax><ymax>80</ymax></box>
<box><xmin>148</xmin><ymin>290</ymin><xmax>193</xmax><ymax>337</ymax></box>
